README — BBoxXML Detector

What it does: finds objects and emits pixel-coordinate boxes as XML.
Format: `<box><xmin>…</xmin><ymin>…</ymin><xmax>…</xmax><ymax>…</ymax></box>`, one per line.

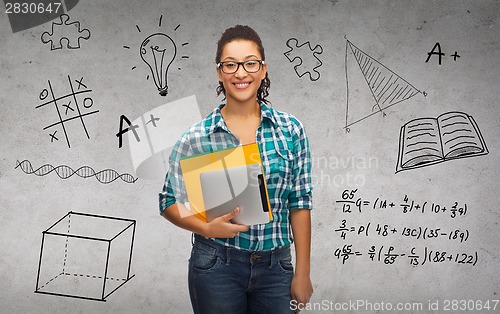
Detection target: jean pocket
<box><xmin>278</xmin><ymin>257</ymin><xmax>294</xmax><ymax>273</ymax></box>
<box><xmin>190</xmin><ymin>241</ymin><xmax>220</xmax><ymax>272</ymax></box>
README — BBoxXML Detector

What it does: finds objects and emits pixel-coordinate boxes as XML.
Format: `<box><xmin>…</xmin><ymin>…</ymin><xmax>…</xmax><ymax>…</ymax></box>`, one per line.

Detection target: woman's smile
<box><xmin>234</xmin><ymin>82</ymin><xmax>251</xmax><ymax>89</ymax></box>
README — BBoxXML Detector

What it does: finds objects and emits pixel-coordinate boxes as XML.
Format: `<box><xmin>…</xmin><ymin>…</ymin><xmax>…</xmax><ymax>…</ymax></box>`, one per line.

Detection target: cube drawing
<box><xmin>35</xmin><ymin>211</ymin><xmax>135</xmax><ymax>301</ymax></box>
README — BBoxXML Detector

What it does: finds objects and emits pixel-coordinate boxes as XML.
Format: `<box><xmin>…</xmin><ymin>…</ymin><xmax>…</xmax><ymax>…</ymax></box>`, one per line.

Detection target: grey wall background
<box><xmin>1</xmin><ymin>0</ymin><xmax>499</xmax><ymax>313</ymax></box>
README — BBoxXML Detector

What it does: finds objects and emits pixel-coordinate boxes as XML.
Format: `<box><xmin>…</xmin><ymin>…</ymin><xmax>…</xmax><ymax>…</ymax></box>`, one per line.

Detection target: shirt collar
<box><xmin>206</xmin><ymin>101</ymin><xmax>278</xmax><ymax>135</ymax></box>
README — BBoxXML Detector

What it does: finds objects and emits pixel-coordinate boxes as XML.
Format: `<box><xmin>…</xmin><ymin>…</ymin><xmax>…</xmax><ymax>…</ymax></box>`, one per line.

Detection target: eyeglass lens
<box><xmin>221</xmin><ymin>61</ymin><xmax>262</xmax><ymax>74</ymax></box>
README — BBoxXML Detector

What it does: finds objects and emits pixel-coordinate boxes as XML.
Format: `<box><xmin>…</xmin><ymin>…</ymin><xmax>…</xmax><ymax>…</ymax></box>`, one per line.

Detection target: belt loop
<box><xmin>226</xmin><ymin>248</ymin><xmax>231</xmax><ymax>266</ymax></box>
<box><xmin>191</xmin><ymin>233</ymin><xmax>194</xmax><ymax>246</ymax></box>
<box><xmin>269</xmin><ymin>249</ymin><xmax>275</xmax><ymax>269</ymax></box>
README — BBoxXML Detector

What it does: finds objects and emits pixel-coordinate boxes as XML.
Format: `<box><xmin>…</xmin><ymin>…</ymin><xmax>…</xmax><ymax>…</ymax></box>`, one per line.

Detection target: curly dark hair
<box><xmin>215</xmin><ymin>25</ymin><xmax>271</xmax><ymax>104</ymax></box>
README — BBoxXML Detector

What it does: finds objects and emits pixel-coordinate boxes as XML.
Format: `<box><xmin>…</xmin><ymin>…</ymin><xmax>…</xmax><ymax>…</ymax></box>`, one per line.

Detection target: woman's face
<box><xmin>217</xmin><ymin>39</ymin><xmax>267</xmax><ymax>105</ymax></box>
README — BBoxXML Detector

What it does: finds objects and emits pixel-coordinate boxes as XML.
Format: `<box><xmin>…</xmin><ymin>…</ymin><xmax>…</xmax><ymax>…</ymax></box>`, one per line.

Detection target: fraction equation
<box><xmin>334</xmin><ymin>219</ymin><xmax>470</xmax><ymax>242</ymax></box>
<box><xmin>336</xmin><ymin>189</ymin><xmax>467</xmax><ymax>218</ymax></box>
<box><xmin>333</xmin><ymin>245</ymin><xmax>478</xmax><ymax>266</ymax></box>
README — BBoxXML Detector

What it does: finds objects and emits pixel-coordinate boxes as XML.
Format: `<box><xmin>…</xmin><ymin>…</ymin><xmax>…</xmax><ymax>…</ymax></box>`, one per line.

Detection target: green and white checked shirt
<box><xmin>159</xmin><ymin>101</ymin><xmax>313</xmax><ymax>251</ymax></box>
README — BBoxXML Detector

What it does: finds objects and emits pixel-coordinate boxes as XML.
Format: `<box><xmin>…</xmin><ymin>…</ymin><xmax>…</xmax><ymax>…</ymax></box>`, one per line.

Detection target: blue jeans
<box><xmin>188</xmin><ymin>234</ymin><xmax>294</xmax><ymax>314</ymax></box>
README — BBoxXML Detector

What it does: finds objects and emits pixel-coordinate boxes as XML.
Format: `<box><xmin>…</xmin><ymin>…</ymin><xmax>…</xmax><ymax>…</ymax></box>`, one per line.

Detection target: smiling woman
<box><xmin>215</xmin><ymin>26</ymin><xmax>270</xmax><ymax>107</ymax></box>
<box><xmin>216</xmin><ymin>40</ymin><xmax>266</xmax><ymax>108</ymax></box>
<box><xmin>159</xmin><ymin>25</ymin><xmax>314</xmax><ymax>314</ymax></box>
<box><xmin>216</xmin><ymin>39</ymin><xmax>267</xmax><ymax>145</ymax></box>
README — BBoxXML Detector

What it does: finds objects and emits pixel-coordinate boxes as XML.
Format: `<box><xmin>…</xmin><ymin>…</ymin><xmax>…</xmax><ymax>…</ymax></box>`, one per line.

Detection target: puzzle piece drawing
<box><xmin>284</xmin><ymin>38</ymin><xmax>323</xmax><ymax>81</ymax></box>
<box><xmin>41</xmin><ymin>14</ymin><xmax>91</xmax><ymax>50</ymax></box>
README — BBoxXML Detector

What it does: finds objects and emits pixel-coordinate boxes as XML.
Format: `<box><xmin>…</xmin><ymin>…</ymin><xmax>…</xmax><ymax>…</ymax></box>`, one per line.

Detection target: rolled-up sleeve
<box><xmin>288</xmin><ymin>118</ymin><xmax>313</xmax><ymax>210</ymax></box>
<box><xmin>158</xmin><ymin>136</ymin><xmax>190</xmax><ymax>215</ymax></box>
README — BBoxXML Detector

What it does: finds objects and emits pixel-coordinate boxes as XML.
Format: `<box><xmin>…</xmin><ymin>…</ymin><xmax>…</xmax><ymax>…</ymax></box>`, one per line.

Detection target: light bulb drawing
<box><xmin>123</xmin><ymin>16</ymin><xmax>190</xmax><ymax>97</ymax></box>
<box><xmin>140</xmin><ymin>33</ymin><xmax>176</xmax><ymax>96</ymax></box>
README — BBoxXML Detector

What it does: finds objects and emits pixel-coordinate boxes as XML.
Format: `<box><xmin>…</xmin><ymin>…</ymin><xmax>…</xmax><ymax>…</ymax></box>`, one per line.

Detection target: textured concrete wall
<box><xmin>1</xmin><ymin>0</ymin><xmax>499</xmax><ymax>313</ymax></box>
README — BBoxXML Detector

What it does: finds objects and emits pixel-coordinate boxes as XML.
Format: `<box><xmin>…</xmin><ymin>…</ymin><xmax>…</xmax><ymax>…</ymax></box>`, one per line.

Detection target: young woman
<box><xmin>159</xmin><ymin>25</ymin><xmax>313</xmax><ymax>313</ymax></box>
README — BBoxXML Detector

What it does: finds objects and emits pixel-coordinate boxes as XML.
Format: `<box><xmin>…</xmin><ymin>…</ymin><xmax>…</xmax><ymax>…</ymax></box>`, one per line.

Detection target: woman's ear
<box><xmin>216</xmin><ymin>66</ymin><xmax>224</xmax><ymax>82</ymax></box>
<box><xmin>260</xmin><ymin>62</ymin><xmax>267</xmax><ymax>81</ymax></box>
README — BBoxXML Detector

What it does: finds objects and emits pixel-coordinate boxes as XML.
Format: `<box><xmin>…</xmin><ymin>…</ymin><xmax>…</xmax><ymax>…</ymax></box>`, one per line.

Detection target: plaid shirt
<box><xmin>159</xmin><ymin>101</ymin><xmax>313</xmax><ymax>251</ymax></box>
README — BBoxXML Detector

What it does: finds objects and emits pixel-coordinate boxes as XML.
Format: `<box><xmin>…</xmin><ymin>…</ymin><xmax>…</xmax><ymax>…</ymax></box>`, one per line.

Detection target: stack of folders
<box><xmin>179</xmin><ymin>142</ymin><xmax>272</xmax><ymax>226</ymax></box>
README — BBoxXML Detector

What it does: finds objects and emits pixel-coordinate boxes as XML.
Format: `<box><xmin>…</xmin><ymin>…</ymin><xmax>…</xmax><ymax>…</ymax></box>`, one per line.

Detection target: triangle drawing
<box><xmin>344</xmin><ymin>39</ymin><xmax>424</xmax><ymax>131</ymax></box>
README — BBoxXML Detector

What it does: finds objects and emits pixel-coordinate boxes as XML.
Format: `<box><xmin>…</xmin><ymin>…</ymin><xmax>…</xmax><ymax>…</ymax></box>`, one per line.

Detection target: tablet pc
<box><xmin>200</xmin><ymin>163</ymin><xmax>270</xmax><ymax>225</ymax></box>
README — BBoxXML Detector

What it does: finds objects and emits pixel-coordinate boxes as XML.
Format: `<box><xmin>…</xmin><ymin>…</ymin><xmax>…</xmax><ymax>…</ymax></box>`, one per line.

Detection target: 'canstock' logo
<box><xmin>4</xmin><ymin>0</ymin><xmax>79</xmax><ymax>32</ymax></box>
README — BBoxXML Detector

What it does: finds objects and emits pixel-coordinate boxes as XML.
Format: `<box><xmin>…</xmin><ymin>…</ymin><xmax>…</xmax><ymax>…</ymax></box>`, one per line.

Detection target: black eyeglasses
<box><xmin>217</xmin><ymin>60</ymin><xmax>265</xmax><ymax>74</ymax></box>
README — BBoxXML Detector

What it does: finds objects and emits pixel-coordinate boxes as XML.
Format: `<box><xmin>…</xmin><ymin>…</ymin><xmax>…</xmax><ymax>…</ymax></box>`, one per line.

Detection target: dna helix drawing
<box><xmin>15</xmin><ymin>160</ymin><xmax>137</xmax><ymax>184</ymax></box>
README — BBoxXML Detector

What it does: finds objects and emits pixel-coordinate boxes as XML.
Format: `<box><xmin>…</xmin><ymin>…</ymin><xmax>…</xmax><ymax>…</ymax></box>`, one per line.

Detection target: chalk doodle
<box><xmin>15</xmin><ymin>160</ymin><xmax>138</xmax><ymax>184</ymax></box>
<box><xmin>35</xmin><ymin>211</ymin><xmax>136</xmax><ymax>301</ymax></box>
<box><xmin>425</xmin><ymin>42</ymin><xmax>461</xmax><ymax>65</ymax></box>
<box><xmin>344</xmin><ymin>38</ymin><xmax>426</xmax><ymax>132</ymax></box>
<box><xmin>123</xmin><ymin>15</ymin><xmax>190</xmax><ymax>96</ymax></box>
<box><xmin>283</xmin><ymin>38</ymin><xmax>323</xmax><ymax>81</ymax></box>
<box><xmin>396</xmin><ymin>111</ymin><xmax>488</xmax><ymax>173</ymax></box>
<box><xmin>41</xmin><ymin>14</ymin><xmax>91</xmax><ymax>50</ymax></box>
<box><xmin>116</xmin><ymin>113</ymin><xmax>161</xmax><ymax>148</ymax></box>
<box><xmin>36</xmin><ymin>75</ymin><xmax>99</xmax><ymax>148</ymax></box>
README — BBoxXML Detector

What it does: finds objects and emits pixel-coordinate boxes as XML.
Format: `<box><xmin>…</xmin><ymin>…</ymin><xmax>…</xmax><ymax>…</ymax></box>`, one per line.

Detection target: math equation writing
<box><xmin>336</xmin><ymin>189</ymin><xmax>467</xmax><ymax>218</ymax></box>
<box><xmin>333</xmin><ymin>245</ymin><xmax>478</xmax><ymax>266</ymax></box>
<box><xmin>334</xmin><ymin>219</ymin><xmax>470</xmax><ymax>242</ymax></box>
<box><xmin>332</xmin><ymin>189</ymin><xmax>478</xmax><ymax>267</ymax></box>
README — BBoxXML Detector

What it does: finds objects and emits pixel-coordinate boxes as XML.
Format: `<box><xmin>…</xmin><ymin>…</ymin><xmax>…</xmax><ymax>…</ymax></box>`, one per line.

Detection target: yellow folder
<box><xmin>179</xmin><ymin>142</ymin><xmax>272</xmax><ymax>224</ymax></box>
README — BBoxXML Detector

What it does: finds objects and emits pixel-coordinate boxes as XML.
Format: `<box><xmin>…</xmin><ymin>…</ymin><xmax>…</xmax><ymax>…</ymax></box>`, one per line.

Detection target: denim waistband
<box><xmin>192</xmin><ymin>233</ymin><xmax>291</xmax><ymax>265</ymax></box>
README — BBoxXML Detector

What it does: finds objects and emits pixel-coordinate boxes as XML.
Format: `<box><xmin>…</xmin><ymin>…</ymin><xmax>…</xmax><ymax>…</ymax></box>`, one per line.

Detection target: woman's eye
<box><xmin>246</xmin><ymin>61</ymin><xmax>257</xmax><ymax>66</ymax></box>
<box><xmin>225</xmin><ymin>62</ymin><xmax>237</xmax><ymax>68</ymax></box>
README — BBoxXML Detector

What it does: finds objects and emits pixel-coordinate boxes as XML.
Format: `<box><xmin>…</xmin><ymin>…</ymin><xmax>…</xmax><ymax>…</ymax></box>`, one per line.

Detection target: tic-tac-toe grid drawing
<box><xmin>35</xmin><ymin>75</ymin><xmax>99</xmax><ymax>148</ymax></box>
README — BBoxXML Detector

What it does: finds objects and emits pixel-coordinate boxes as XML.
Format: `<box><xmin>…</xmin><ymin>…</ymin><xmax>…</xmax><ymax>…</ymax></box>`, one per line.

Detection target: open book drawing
<box><xmin>396</xmin><ymin>111</ymin><xmax>488</xmax><ymax>173</ymax></box>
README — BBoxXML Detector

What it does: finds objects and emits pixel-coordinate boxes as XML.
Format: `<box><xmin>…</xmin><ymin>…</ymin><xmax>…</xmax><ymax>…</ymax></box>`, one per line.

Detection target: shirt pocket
<box><xmin>263</xmin><ymin>128</ymin><xmax>295</xmax><ymax>191</ymax></box>
<box><xmin>273</xmin><ymin>148</ymin><xmax>295</xmax><ymax>186</ymax></box>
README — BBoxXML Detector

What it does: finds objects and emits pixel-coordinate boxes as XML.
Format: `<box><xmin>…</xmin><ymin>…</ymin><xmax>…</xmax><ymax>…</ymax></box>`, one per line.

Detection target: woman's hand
<box><xmin>291</xmin><ymin>273</ymin><xmax>313</xmax><ymax>313</ymax></box>
<box><xmin>201</xmin><ymin>207</ymin><xmax>250</xmax><ymax>238</ymax></box>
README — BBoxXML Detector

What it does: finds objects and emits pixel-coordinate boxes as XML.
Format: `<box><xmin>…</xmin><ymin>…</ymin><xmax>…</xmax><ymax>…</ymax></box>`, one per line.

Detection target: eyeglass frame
<box><xmin>216</xmin><ymin>60</ymin><xmax>265</xmax><ymax>74</ymax></box>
